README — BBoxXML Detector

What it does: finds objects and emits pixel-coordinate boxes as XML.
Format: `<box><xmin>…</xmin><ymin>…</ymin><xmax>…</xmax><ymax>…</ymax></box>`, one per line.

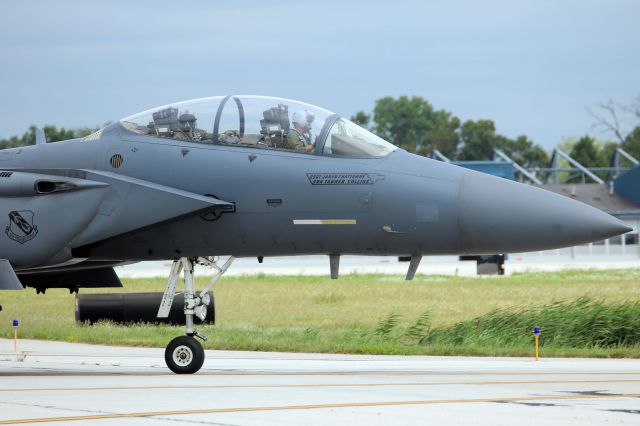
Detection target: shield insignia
<box><xmin>6</xmin><ymin>210</ymin><xmax>38</xmax><ymax>244</ymax></box>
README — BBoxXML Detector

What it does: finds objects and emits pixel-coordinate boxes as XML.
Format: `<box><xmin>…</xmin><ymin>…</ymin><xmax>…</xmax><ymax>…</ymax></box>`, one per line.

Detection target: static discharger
<box><xmin>534</xmin><ymin>325</ymin><xmax>541</xmax><ymax>361</ymax></box>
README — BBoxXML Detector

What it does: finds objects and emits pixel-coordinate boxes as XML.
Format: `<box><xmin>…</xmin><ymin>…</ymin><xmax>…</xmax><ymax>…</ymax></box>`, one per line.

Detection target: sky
<box><xmin>0</xmin><ymin>0</ymin><xmax>638</xmax><ymax>148</ymax></box>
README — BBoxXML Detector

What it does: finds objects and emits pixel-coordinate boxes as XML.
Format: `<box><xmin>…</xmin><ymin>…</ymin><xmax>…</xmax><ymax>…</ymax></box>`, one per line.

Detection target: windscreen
<box><xmin>322</xmin><ymin>118</ymin><xmax>397</xmax><ymax>157</ymax></box>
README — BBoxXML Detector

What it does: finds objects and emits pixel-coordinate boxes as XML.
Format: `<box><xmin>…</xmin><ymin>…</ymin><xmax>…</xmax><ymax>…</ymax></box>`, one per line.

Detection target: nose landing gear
<box><xmin>158</xmin><ymin>256</ymin><xmax>234</xmax><ymax>374</ymax></box>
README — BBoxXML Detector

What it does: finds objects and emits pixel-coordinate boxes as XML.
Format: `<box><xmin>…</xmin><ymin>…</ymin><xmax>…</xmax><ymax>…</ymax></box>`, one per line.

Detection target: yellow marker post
<box><xmin>12</xmin><ymin>319</ymin><xmax>19</xmax><ymax>352</ymax></box>
<box><xmin>533</xmin><ymin>325</ymin><xmax>540</xmax><ymax>361</ymax></box>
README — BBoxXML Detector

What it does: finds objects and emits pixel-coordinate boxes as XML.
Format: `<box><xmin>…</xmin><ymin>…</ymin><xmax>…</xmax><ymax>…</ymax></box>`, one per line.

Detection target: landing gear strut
<box><xmin>158</xmin><ymin>256</ymin><xmax>234</xmax><ymax>374</ymax></box>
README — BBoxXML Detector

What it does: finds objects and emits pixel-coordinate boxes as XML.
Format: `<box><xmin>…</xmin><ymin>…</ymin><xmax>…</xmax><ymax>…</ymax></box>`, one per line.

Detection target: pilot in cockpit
<box><xmin>286</xmin><ymin>110</ymin><xmax>315</xmax><ymax>152</ymax></box>
<box><xmin>149</xmin><ymin>108</ymin><xmax>209</xmax><ymax>142</ymax></box>
<box><xmin>173</xmin><ymin>112</ymin><xmax>204</xmax><ymax>141</ymax></box>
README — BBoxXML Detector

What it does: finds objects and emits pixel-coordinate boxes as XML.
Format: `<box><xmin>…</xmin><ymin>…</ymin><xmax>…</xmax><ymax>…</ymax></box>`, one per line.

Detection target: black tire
<box><xmin>165</xmin><ymin>336</ymin><xmax>205</xmax><ymax>374</ymax></box>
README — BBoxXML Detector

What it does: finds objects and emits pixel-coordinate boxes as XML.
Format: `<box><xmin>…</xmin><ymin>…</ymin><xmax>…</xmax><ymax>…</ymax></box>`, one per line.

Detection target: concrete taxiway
<box><xmin>0</xmin><ymin>339</ymin><xmax>639</xmax><ymax>425</ymax></box>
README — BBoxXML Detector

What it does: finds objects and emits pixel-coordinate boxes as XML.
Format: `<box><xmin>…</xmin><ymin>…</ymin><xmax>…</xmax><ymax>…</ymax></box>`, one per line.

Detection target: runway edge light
<box><xmin>533</xmin><ymin>325</ymin><xmax>540</xmax><ymax>362</ymax></box>
<box><xmin>12</xmin><ymin>319</ymin><xmax>19</xmax><ymax>352</ymax></box>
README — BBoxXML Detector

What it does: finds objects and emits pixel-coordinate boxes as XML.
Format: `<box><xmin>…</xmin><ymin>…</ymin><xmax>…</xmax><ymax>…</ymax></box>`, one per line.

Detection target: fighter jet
<box><xmin>0</xmin><ymin>95</ymin><xmax>631</xmax><ymax>373</ymax></box>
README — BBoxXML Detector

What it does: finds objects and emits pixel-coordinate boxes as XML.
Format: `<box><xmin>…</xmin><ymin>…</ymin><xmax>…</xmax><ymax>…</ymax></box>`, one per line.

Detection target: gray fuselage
<box><xmin>0</xmin><ymin>122</ymin><xmax>630</xmax><ymax>270</ymax></box>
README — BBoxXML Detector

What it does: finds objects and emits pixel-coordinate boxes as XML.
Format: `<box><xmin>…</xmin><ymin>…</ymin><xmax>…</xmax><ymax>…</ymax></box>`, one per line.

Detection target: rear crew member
<box><xmin>286</xmin><ymin>110</ymin><xmax>315</xmax><ymax>152</ymax></box>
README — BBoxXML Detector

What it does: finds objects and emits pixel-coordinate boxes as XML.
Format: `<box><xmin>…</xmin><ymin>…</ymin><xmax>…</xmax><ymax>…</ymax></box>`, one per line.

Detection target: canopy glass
<box><xmin>120</xmin><ymin>96</ymin><xmax>397</xmax><ymax>157</ymax></box>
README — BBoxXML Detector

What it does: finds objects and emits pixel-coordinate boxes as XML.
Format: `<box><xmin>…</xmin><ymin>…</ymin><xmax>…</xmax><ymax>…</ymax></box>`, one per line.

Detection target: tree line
<box><xmin>0</xmin><ymin>125</ymin><xmax>100</xmax><ymax>150</ymax></box>
<box><xmin>351</xmin><ymin>95</ymin><xmax>640</xmax><ymax>170</ymax></box>
<box><xmin>2</xmin><ymin>97</ymin><xmax>639</xmax><ymax>172</ymax></box>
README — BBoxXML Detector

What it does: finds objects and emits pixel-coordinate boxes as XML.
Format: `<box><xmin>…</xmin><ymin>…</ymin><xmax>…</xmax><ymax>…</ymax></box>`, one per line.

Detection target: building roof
<box><xmin>536</xmin><ymin>183</ymin><xmax>640</xmax><ymax>216</ymax></box>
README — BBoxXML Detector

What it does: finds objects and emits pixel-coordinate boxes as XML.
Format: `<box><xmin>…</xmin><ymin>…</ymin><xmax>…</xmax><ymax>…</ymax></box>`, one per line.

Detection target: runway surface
<box><xmin>0</xmin><ymin>339</ymin><xmax>639</xmax><ymax>425</ymax></box>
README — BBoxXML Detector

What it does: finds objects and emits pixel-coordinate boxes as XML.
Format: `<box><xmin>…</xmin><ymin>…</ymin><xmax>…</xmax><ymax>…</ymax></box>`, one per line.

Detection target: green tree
<box><xmin>428</xmin><ymin>111</ymin><xmax>460</xmax><ymax>158</ymax></box>
<box><xmin>356</xmin><ymin>95</ymin><xmax>547</xmax><ymax>163</ymax></box>
<box><xmin>371</xmin><ymin>96</ymin><xmax>461</xmax><ymax>157</ymax></box>
<box><xmin>457</xmin><ymin>119</ymin><xmax>496</xmax><ymax>160</ymax></box>
<box><xmin>598</xmin><ymin>141</ymin><xmax>619</xmax><ymax>167</ymax></box>
<box><xmin>622</xmin><ymin>125</ymin><xmax>640</xmax><ymax>159</ymax></box>
<box><xmin>0</xmin><ymin>125</ymin><xmax>99</xmax><ymax>149</ymax></box>
<box><xmin>564</xmin><ymin>135</ymin><xmax>622</xmax><ymax>181</ymax></box>
<box><xmin>350</xmin><ymin>111</ymin><xmax>370</xmax><ymax>127</ymax></box>
<box><xmin>569</xmin><ymin>135</ymin><xmax>600</xmax><ymax>168</ymax></box>
<box><xmin>557</xmin><ymin>136</ymin><xmax>619</xmax><ymax>181</ymax></box>
<box><xmin>457</xmin><ymin>121</ymin><xmax>549</xmax><ymax>167</ymax></box>
<box><xmin>495</xmin><ymin>134</ymin><xmax>549</xmax><ymax>169</ymax></box>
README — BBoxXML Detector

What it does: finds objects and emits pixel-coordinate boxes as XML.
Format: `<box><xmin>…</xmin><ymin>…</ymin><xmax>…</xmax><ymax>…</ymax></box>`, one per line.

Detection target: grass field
<box><xmin>1</xmin><ymin>269</ymin><xmax>639</xmax><ymax>358</ymax></box>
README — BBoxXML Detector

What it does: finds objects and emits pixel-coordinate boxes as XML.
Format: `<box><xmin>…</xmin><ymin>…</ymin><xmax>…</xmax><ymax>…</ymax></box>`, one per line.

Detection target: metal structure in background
<box><xmin>492</xmin><ymin>149</ymin><xmax>542</xmax><ymax>184</ymax></box>
<box><xmin>612</xmin><ymin>147</ymin><xmax>639</xmax><ymax>178</ymax></box>
<box><xmin>538</xmin><ymin>147</ymin><xmax>638</xmax><ymax>186</ymax></box>
<box><xmin>546</xmin><ymin>149</ymin><xmax>605</xmax><ymax>184</ymax></box>
<box><xmin>430</xmin><ymin>149</ymin><xmax>451</xmax><ymax>162</ymax></box>
<box><xmin>433</xmin><ymin>147</ymin><xmax>640</xmax><ymax>186</ymax></box>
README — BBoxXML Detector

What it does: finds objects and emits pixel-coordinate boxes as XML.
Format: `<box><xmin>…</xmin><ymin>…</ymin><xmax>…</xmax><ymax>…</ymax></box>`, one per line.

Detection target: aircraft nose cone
<box><xmin>458</xmin><ymin>171</ymin><xmax>632</xmax><ymax>254</ymax></box>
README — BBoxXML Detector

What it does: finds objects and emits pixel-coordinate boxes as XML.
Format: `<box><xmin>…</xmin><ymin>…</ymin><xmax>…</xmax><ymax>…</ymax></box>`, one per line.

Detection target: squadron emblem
<box><xmin>6</xmin><ymin>210</ymin><xmax>38</xmax><ymax>244</ymax></box>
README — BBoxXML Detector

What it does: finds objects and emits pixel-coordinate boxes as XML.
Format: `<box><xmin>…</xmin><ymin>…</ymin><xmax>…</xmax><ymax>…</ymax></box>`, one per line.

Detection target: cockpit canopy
<box><xmin>120</xmin><ymin>96</ymin><xmax>397</xmax><ymax>157</ymax></box>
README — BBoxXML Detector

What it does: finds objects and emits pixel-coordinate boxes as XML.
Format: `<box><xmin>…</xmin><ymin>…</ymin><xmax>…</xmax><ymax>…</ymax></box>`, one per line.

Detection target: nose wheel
<box><xmin>165</xmin><ymin>335</ymin><xmax>205</xmax><ymax>374</ymax></box>
<box><xmin>158</xmin><ymin>256</ymin><xmax>235</xmax><ymax>374</ymax></box>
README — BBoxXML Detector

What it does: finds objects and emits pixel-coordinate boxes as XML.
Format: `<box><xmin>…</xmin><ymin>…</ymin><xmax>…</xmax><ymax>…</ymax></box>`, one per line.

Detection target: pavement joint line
<box><xmin>1</xmin><ymin>393</ymin><xmax>639</xmax><ymax>424</ymax></box>
<box><xmin>1</xmin><ymin>378</ymin><xmax>640</xmax><ymax>392</ymax></box>
<box><xmin>5</xmin><ymin>353</ymin><xmax>636</xmax><ymax>361</ymax></box>
<box><xmin>2</xmin><ymin>370</ymin><xmax>640</xmax><ymax>377</ymax></box>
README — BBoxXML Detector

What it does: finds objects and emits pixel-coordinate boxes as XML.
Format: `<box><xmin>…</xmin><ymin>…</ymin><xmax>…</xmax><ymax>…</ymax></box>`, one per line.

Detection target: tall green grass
<box><xmin>1</xmin><ymin>270</ymin><xmax>639</xmax><ymax>357</ymax></box>
<box><xmin>420</xmin><ymin>297</ymin><xmax>640</xmax><ymax>349</ymax></box>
